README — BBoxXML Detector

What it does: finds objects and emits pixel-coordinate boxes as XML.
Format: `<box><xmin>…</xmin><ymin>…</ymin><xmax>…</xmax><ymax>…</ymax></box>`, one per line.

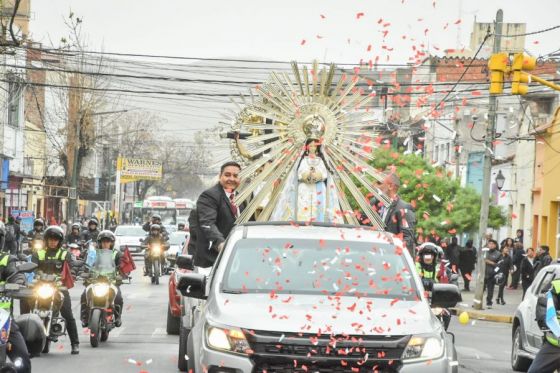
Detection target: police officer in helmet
<box><xmin>80</xmin><ymin>230</ymin><xmax>124</xmax><ymax>328</ymax></box>
<box><xmin>80</xmin><ymin>218</ymin><xmax>100</xmax><ymax>243</ymax></box>
<box><xmin>529</xmin><ymin>278</ymin><xmax>560</xmax><ymax>372</ymax></box>
<box><xmin>144</xmin><ymin>224</ymin><xmax>167</xmax><ymax>277</ymax></box>
<box><xmin>416</xmin><ymin>243</ymin><xmax>441</xmax><ymax>287</ymax></box>
<box><xmin>31</xmin><ymin>226</ymin><xmax>80</xmax><ymax>354</ymax></box>
<box><xmin>27</xmin><ymin>218</ymin><xmax>45</xmax><ymax>240</ymax></box>
<box><xmin>65</xmin><ymin>223</ymin><xmax>82</xmax><ymax>245</ymax></box>
<box><xmin>0</xmin><ymin>222</ymin><xmax>31</xmax><ymax>372</ymax></box>
<box><xmin>142</xmin><ymin>214</ymin><xmax>168</xmax><ymax>241</ymax></box>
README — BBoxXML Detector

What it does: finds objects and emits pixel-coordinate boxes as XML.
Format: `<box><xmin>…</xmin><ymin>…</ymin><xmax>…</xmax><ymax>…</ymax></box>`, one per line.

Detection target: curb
<box><xmin>450</xmin><ymin>307</ymin><xmax>513</xmax><ymax>324</ymax></box>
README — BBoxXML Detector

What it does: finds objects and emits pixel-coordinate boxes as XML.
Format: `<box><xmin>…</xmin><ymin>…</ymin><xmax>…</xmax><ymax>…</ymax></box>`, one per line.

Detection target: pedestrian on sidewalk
<box><xmin>447</xmin><ymin>236</ymin><xmax>460</xmax><ymax>273</ymax></box>
<box><xmin>509</xmin><ymin>240</ymin><xmax>524</xmax><ymax>289</ymax></box>
<box><xmin>458</xmin><ymin>239</ymin><xmax>476</xmax><ymax>291</ymax></box>
<box><xmin>484</xmin><ymin>239</ymin><xmax>501</xmax><ymax>309</ymax></box>
<box><xmin>496</xmin><ymin>246</ymin><xmax>513</xmax><ymax>305</ymax></box>
<box><xmin>534</xmin><ymin>245</ymin><xmax>553</xmax><ymax>276</ymax></box>
<box><xmin>516</xmin><ymin>229</ymin><xmax>524</xmax><ymax>245</ymax></box>
<box><xmin>521</xmin><ymin>247</ymin><xmax>536</xmax><ymax>299</ymax></box>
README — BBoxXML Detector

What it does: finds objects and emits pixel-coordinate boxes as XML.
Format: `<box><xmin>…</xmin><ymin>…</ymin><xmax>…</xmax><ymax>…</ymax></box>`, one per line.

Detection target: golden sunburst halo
<box><xmin>221</xmin><ymin>61</ymin><xmax>391</xmax><ymax>228</ymax></box>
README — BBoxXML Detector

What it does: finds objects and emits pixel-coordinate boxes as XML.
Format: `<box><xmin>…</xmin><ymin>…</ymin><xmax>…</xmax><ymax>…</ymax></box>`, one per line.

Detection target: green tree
<box><xmin>364</xmin><ymin>148</ymin><xmax>506</xmax><ymax>240</ymax></box>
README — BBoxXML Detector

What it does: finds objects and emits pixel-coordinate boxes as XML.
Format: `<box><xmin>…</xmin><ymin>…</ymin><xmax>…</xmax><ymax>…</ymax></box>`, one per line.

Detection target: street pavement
<box><xmin>30</xmin><ymin>258</ymin><xmax>179</xmax><ymax>373</ymax></box>
<box><xmin>453</xmin><ymin>317</ymin><xmax>515</xmax><ymax>373</ymax></box>
<box><xmin>26</xmin><ymin>258</ymin><xmax>522</xmax><ymax>373</ymax></box>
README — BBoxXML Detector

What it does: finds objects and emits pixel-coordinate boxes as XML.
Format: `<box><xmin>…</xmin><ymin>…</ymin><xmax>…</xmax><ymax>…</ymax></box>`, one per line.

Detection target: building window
<box><xmin>7</xmin><ymin>77</ymin><xmax>22</xmax><ymax>128</ymax></box>
<box><xmin>434</xmin><ymin>145</ymin><xmax>439</xmax><ymax>163</ymax></box>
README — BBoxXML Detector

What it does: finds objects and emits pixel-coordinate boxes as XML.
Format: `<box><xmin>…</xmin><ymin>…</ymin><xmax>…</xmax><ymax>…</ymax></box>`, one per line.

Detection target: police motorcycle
<box><xmin>0</xmin><ymin>262</ymin><xmax>45</xmax><ymax>372</ymax></box>
<box><xmin>141</xmin><ymin>225</ymin><xmax>169</xmax><ymax>285</ymax></box>
<box><xmin>143</xmin><ymin>240</ymin><xmax>169</xmax><ymax>285</ymax></box>
<box><xmin>20</xmin><ymin>237</ymin><xmax>43</xmax><ymax>256</ymax></box>
<box><xmin>81</xmin><ymin>250</ymin><xmax>121</xmax><ymax>347</ymax></box>
<box><xmin>28</xmin><ymin>272</ymin><xmax>67</xmax><ymax>353</ymax></box>
<box><xmin>416</xmin><ymin>242</ymin><xmax>461</xmax><ymax>334</ymax></box>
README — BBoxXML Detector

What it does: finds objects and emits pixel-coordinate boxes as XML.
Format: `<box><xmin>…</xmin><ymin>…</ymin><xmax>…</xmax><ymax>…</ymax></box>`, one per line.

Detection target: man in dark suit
<box><xmin>379</xmin><ymin>173</ymin><xmax>416</xmax><ymax>256</ymax></box>
<box><xmin>194</xmin><ymin>161</ymin><xmax>242</xmax><ymax>268</ymax></box>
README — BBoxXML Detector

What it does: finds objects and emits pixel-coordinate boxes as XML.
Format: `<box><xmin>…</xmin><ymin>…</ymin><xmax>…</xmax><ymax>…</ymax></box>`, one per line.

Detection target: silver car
<box><xmin>511</xmin><ymin>263</ymin><xmax>560</xmax><ymax>371</ymax></box>
<box><xmin>177</xmin><ymin>222</ymin><xmax>460</xmax><ymax>372</ymax></box>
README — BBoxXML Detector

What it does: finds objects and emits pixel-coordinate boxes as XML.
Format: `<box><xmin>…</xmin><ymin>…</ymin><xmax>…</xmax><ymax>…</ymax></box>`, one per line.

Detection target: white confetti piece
<box><xmin>433</xmin><ymin>194</ymin><xmax>441</xmax><ymax>202</ymax></box>
<box><xmin>185</xmin><ymin>354</ymin><xmax>189</xmax><ymax>360</ymax></box>
<box><xmin>146</xmin><ymin>359</ymin><xmax>153</xmax><ymax>365</ymax></box>
<box><xmin>279</xmin><ymin>334</ymin><xmax>285</xmax><ymax>343</ymax></box>
<box><xmin>128</xmin><ymin>359</ymin><xmax>137</xmax><ymax>365</ymax></box>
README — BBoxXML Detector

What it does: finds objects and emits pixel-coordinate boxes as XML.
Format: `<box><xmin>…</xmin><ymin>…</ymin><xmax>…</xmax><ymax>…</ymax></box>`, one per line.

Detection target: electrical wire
<box><xmin>496</xmin><ymin>24</ymin><xmax>560</xmax><ymax>38</ymax></box>
<box><xmin>519</xmin><ymin>97</ymin><xmax>560</xmax><ymax>154</ymax></box>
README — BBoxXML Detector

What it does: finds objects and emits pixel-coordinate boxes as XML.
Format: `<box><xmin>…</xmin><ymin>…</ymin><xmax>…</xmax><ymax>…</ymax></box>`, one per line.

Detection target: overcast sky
<box><xmin>26</xmin><ymin>0</ymin><xmax>560</xmax><ymax>159</ymax></box>
<box><xmin>30</xmin><ymin>0</ymin><xmax>560</xmax><ymax>63</ymax></box>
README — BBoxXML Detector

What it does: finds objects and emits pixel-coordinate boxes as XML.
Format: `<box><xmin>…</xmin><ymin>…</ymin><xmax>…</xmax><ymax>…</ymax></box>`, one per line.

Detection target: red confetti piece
<box><xmin>454</xmin><ymin>19</ymin><xmax>462</xmax><ymax>24</ymax></box>
<box><xmin>320</xmin><ymin>14</ymin><xmax>326</xmax><ymax>19</ymax></box>
<box><xmin>356</xmin><ymin>12</ymin><xmax>365</xmax><ymax>19</ymax></box>
<box><xmin>300</xmin><ymin>39</ymin><xmax>306</xmax><ymax>46</ymax></box>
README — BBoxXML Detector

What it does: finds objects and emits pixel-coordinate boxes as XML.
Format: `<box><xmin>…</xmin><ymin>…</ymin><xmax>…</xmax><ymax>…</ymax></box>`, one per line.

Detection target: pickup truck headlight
<box><xmin>402</xmin><ymin>334</ymin><xmax>444</xmax><ymax>362</ymax></box>
<box><xmin>206</xmin><ymin>324</ymin><xmax>251</xmax><ymax>355</ymax></box>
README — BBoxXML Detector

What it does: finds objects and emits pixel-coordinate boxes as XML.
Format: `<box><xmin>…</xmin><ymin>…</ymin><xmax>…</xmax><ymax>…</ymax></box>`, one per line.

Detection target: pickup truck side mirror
<box><xmin>177</xmin><ymin>273</ymin><xmax>206</xmax><ymax>299</ymax></box>
<box><xmin>431</xmin><ymin>283</ymin><xmax>462</xmax><ymax>308</ymax></box>
<box><xmin>176</xmin><ymin>255</ymin><xmax>194</xmax><ymax>271</ymax></box>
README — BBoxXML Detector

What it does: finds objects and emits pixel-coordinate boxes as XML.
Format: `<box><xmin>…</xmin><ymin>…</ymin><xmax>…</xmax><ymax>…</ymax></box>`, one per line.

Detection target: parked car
<box><xmin>167</xmin><ymin>235</ymin><xmax>194</xmax><ymax>339</ymax></box>
<box><xmin>166</xmin><ymin>231</ymin><xmax>190</xmax><ymax>268</ymax></box>
<box><xmin>511</xmin><ymin>262</ymin><xmax>560</xmax><ymax>371</ymax></box>
<box><xmin>176</xmin><ymin>222</ymin><xmax>461</xmax><ymax>372</ymax></box>
<box><xmin>114</xmin><ymin>225</ymin><xmax>146</xmax><ymax>256</ymax></box>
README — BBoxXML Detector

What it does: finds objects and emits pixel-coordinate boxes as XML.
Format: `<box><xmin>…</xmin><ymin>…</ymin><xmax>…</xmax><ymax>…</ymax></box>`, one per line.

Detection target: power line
<box><xmin>497</xmin><ymin>24</ymin><xmax>560</xmax><ymax>38</ymax></box>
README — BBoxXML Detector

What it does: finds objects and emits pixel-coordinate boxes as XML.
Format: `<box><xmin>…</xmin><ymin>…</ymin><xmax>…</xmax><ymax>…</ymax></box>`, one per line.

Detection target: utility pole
<box><xmin>454</xmin><ymin>118</ymin><xmax>460</xmax><ymax>178</ymax></box>
<box><xmin>68</xmin><ymin>113</ymin><xmax>82</xmax><ymax>221</ymax></box>
<box><xmin>472</xmin><ymin>9</ymin><xmax>503</xmax><ymax>310</ymax></box>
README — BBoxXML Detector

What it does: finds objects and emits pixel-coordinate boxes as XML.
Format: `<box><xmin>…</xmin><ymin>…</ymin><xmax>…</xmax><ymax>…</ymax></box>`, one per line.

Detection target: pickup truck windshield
<box><xmin>222</xmin><ymin>238</ymin><xmax>418</xmax><ymax>300</ymax></box>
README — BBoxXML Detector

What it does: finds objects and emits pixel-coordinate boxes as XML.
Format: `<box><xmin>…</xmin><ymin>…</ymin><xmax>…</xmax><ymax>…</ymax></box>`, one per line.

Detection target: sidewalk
<box><xmin>449</xmin><ymin>277</ymin><xmax>522</xmax><ymax>324</ymax></box>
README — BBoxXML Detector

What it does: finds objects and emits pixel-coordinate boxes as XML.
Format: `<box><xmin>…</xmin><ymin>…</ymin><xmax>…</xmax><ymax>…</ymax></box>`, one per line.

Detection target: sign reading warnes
<box><xmin>117</xmin><ymin>157</ymin><xmax>163</xmax><ymax>182</ymax></box>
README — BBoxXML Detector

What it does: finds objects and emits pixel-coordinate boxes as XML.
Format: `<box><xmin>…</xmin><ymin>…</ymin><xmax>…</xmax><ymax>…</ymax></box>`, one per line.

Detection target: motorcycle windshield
<box><xmin>92</xmin><ymin>250</ymin><xmax>116</xmax><ymax>277</ymax></box>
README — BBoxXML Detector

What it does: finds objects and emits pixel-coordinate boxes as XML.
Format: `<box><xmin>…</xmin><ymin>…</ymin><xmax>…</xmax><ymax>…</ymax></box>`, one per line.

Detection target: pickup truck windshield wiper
<box><xmin>222</xmin><ymin>289</ymin><xmax>243</xmax><ymax>294</ymax></box>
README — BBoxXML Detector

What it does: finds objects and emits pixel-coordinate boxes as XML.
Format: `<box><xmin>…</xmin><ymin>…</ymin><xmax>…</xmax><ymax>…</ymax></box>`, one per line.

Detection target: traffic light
<box><xmin>488</xmin><ymin>53</ymin><xmax>509</xmax><ymax>94</ymax></box>
<box><xmin>511</xmin><ymin>53</ymin><xmax>536</xmax><ymax>95</ymax></box>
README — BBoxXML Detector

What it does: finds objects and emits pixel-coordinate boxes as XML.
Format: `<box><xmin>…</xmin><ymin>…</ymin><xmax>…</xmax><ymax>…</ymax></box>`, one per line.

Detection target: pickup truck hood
<box><xmin>207</xmin><ymin>292</ymin><xmax>438</xmax><ymax>336</ymax></box>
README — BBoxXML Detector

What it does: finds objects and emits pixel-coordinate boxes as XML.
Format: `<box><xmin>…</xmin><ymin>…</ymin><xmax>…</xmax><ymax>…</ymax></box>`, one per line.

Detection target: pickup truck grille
<box><xmin>245</xmin><ymin>329</ymin><xmax>408</xmax><ymax>372</ymax></box>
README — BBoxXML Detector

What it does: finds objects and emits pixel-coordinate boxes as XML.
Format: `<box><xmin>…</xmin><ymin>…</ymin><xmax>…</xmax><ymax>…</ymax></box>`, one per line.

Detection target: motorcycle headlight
<box><xmin>205</xmin><ymin>324</ymin><xmax>252</xmax><ymax>355</ymax></box>
<box><xmin>36</xmin><ymin>284</ymin><xmax>55</xmax><ymax>299</ymax></box>
<box><xmin>152</xmin><ymin>245</ymin><xmax>161</xmax><ymax>255</ymax></box>
<box><xmin>92</xmin><ymin>283</ymin><xmax>110</xmax><ymax>297</ymax></box>
<box><xmin>33</xmin><ymin>242</ymin><xmax>43</xmax><ymax>250</ymax></box>
<box><xmin>402</xmin><ymin>334</ymin><xmax>444</xmax><ymax>362</ymax></box>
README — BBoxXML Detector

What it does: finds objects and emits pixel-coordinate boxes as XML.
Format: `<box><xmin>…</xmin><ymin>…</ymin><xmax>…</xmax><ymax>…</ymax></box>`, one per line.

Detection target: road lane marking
<box><xmin>151</xmin><ymin>328</ymin><xmax>167</xmax><ymax>337</ymax></box>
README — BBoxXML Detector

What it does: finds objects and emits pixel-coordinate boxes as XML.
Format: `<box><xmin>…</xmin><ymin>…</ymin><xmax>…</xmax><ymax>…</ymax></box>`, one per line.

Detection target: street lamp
<box><xmin>495</xmin><ymin>170</ymin><xmax>506</xmax><ymax>190</ymax></box>
<box><xmin>495</xmin><ymin>170</ymin><xmax>517</xmax><ymax>192</ymax></box>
